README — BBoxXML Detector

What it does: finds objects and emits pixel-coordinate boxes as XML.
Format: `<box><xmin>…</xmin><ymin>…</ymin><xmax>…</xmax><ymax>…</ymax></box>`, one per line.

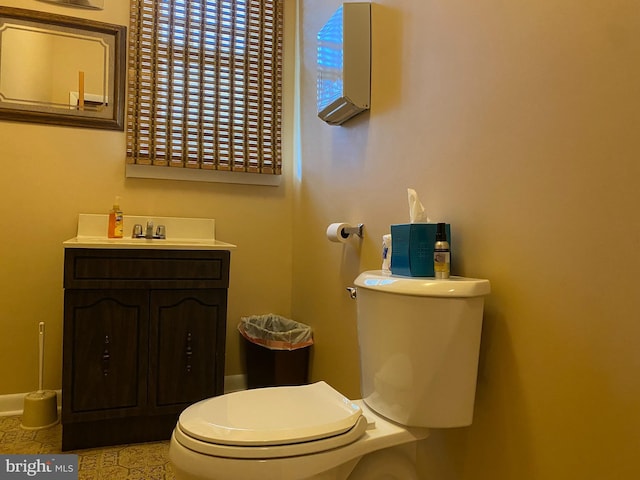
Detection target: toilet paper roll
<box><xmin>327</xmin><ymin>223</ymin><xmax>351</xmax><ymax>243</ymax></box>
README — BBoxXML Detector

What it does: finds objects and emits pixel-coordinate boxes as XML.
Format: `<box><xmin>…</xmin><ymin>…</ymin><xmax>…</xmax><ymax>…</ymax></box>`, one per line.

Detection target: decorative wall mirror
<box><xmin>0</xmin><ymin>7</ymin><xmax>125</xmax><ymax>130</ymax></box>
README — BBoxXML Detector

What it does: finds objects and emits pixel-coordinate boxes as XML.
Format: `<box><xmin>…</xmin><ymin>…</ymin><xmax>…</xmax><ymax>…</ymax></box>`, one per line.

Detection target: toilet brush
<box><xmin>21</xmin><ymin>322</ymin><xmax>59</xmax><ymax>430</ymax></box>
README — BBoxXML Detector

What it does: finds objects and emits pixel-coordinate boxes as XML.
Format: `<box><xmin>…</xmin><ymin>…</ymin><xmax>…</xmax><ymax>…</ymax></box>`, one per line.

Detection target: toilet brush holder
<box><xmin>21</xmin><ymin>390</ymin><xmax>58</xmax><ymax>430</ymax></box>
<box><xmin>21</xmin><ymin>321</ymin><xmax>59</xmax><ymax>430</ymax></box>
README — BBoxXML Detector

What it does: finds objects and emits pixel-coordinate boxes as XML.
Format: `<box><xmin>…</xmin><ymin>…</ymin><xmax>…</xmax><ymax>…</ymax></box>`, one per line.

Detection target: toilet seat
<box><xmin>175</xmin><ymin>415</ymin><xmax>369</xmax><ymax>459</ymax></box>
<box><xmin>175</xmin><ymin>381</ymin><xmax>369</xmax><ymax>459</ymax></box>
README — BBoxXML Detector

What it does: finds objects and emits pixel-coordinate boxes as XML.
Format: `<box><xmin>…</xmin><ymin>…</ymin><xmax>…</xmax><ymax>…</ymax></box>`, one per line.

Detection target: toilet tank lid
<box><xmin>355</xmin><ymin>271</ymin><xmax>490</xmax><ymax>297</ymax></box>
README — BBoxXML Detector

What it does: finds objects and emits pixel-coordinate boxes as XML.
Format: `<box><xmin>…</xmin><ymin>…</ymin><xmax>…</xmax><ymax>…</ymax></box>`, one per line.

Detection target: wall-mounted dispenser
<box><xmin>317</xmin><ymin>3</ymin><xmax>371</xmax><ymax>126</ymax></box>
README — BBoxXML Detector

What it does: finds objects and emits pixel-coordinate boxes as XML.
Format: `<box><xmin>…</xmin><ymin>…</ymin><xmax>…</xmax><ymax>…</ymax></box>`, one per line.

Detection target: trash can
<box><xmin>238</xmin><ymin>314</ymin><xmax>313</xmax><ymax>389</ymax></box>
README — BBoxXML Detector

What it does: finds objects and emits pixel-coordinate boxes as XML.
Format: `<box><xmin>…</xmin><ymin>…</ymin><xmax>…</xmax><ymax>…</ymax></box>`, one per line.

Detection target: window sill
<box><xmin>125</xmin><ymin>164</ymin><xmax>282</xmax><ymax>186</ymax></box>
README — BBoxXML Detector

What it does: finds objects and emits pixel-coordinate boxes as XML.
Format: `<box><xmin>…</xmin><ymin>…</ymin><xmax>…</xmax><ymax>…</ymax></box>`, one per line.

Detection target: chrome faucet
<box><xmin>131</xmin><ymin>221</ymin><xmax>166</xmax><ymax>239</ymax></box>
<box><xmin>145</xmin><ymin>221</ymin><xmax>154</xmax><ymax>239</ymax></box>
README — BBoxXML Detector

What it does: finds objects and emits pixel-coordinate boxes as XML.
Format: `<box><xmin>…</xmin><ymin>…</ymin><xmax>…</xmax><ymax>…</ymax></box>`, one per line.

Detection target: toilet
<box><xmin>169</xmin><ymin>271</ymin><xmax>490</xmax><ymax>480</ymax></box>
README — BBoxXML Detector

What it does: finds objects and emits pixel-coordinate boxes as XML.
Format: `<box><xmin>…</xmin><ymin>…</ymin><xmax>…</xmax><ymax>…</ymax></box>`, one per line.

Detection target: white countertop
<box><xmin>63</xmin><ymin>214</ymin><xmax>237</xmax><ymax>251</ymax></box>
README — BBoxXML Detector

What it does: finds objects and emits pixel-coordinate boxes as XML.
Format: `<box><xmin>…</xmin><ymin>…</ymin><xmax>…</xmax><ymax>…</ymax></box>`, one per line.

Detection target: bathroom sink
<box><xmin>63</xmin><ymin>214</ymin><xmax>236</xmax><ymax>250</ymax></box>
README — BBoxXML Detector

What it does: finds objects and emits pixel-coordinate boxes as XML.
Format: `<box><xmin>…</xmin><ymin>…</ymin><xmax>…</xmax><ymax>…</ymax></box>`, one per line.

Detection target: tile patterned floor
<box><xmin>0</xmin><ymin>415</ymin><xmax>175</xmax><ymax>479</ymax></box>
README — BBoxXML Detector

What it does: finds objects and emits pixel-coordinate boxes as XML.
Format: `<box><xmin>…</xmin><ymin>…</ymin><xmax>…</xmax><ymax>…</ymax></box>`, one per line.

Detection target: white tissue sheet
<box><xmin>408</xmin><ymin>188</ymin><xmax>430</xmax><ymax>223</ymax></box>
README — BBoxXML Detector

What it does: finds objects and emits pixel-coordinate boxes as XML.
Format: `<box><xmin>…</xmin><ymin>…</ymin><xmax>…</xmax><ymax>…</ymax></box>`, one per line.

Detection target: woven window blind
<box><xmin>127</xmin><ymin>0</ymin><xmax>283</xmax><ymax>175</ymax></box>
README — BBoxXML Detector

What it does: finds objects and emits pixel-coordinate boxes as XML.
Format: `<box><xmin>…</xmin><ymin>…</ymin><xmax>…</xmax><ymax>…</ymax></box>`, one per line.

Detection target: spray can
<box><xmin>434</xmin><ymin>222</ymin><xmax>450</xmax><ymax>279</ymax></box>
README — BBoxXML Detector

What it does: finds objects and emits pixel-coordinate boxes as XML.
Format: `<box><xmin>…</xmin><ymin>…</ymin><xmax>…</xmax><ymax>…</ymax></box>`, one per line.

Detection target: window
<box><xmin>127</xmin><ymin>0</ymin><xmax>283</xmax><ymax>178</ymax></box>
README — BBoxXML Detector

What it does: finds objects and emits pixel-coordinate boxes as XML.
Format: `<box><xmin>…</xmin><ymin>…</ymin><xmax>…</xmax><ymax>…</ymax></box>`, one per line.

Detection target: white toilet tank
<box><xmin>354</xmin><ymin>271</ymin><xmax>490</xmax><ymax>428</ymax></box>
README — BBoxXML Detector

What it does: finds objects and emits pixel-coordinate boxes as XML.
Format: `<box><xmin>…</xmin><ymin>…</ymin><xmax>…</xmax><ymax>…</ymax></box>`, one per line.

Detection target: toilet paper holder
<box><xmin>327</xmin><ymin>222</ymin><xmax>365</xmax><ymax>243</ymax></box>
<box><xmin>341</xmin><ymin>224</ymin><xmax>364</xmax><ymax>238</ymax></box>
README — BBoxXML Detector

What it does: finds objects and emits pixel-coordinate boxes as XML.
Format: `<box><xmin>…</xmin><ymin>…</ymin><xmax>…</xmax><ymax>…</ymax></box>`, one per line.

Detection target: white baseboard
<box><xmin>0</xmin><ymin>390</ymin><xmax>62</xmax><ymax>417</ymax></box>
<box><xmin>0</xmin><ymin>375</ymin><xmax>247</xmax><ymax>416</ymax></box>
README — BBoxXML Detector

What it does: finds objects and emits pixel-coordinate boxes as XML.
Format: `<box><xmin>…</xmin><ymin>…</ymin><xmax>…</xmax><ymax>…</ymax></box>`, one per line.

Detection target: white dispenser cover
<box><xmin>317</xmin><ymin>3</ymin><xmax>371</xmax><ymax>125</ymax></box>
<box><xmin>178</xmin><ymin>382</ymin><xmax>362</xmax><ymax>446</ymax></box>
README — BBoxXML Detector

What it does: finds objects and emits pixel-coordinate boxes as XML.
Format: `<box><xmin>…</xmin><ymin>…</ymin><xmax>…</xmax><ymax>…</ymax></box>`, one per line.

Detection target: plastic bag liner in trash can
<box><xmin>238</xmin><ymin>314</ymin><xmax>313</xmax><ymax>388</ymax></box>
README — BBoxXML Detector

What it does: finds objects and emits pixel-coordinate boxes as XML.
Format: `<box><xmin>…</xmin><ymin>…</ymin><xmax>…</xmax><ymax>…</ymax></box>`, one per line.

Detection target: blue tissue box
<box><xmin>390</xmin><ymin>223</ymin><xmax>451</xmax><ymax>277</ymax></box>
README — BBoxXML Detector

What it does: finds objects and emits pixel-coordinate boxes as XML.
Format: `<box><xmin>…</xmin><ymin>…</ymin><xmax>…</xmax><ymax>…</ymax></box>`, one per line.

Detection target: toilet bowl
<box><xmin>170</xmin><ymin>272</ymin><xmax>490</xmax><ymax>480</ymax></box>
<box><xmin>169</xmin><ymin>381</ymin><xmax>428</xmax><ymax>480</ymax></box>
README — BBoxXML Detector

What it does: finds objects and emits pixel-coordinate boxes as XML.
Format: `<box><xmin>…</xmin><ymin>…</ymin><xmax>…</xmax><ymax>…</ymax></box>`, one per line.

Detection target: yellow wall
<box><xmin>295</xmin><ymin>0</ymin><xmax>640</xmax><ymax>479</ymax></box>
<box><xmin>3</xmin><ymin>0</ymin><xmax>639</xmax><ymax>478</ymax></box>
<box><xmin>0</xmin><ymin>0</ymin><xmax>295</xmax><ymax>393</ymax></box>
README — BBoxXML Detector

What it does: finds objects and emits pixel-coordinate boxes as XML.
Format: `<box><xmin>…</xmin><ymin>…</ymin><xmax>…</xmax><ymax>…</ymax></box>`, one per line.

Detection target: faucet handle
<box><xmin>132</xmin><ymin>224</ymin><xmax>143</xmax><ymax>238</ymax></box>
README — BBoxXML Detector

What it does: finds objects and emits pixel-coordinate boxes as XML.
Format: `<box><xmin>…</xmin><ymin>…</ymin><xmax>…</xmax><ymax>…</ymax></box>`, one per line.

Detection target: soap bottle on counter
<box><xmin>434</xmin><ymin>222</ymin><xmax>450</xmax><ymax>279</ymax></box>
<box><xmin>108</xmin><ymin>197</ymin><xmax>124</xmax><ymax>238</ymax></box>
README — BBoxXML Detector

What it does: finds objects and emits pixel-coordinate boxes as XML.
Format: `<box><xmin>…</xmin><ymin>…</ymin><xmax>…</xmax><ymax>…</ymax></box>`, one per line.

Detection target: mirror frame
<box><xmin>0</xmin><ymin>7</ymin><xmax>126</xmax><ymax>130</ymax></box>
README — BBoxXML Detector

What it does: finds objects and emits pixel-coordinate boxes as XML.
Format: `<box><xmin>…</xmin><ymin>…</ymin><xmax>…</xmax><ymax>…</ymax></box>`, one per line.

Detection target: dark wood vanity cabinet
<box><xmin>62</xmin><ymin>248</ymin><xmax>230</xmax><ymax>451</ymax></box>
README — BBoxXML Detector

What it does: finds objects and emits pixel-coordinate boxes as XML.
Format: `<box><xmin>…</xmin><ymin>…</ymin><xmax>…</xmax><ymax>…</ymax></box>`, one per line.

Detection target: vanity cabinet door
<box><xmin>63</xmin><ymin>290</ymin><xmax>148</xmax><ymax>414</ymax></box>
<box><xmin>149</xmin><ymin>289</ymin><xmax>227</xmax><ymax>409</ymax></box>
